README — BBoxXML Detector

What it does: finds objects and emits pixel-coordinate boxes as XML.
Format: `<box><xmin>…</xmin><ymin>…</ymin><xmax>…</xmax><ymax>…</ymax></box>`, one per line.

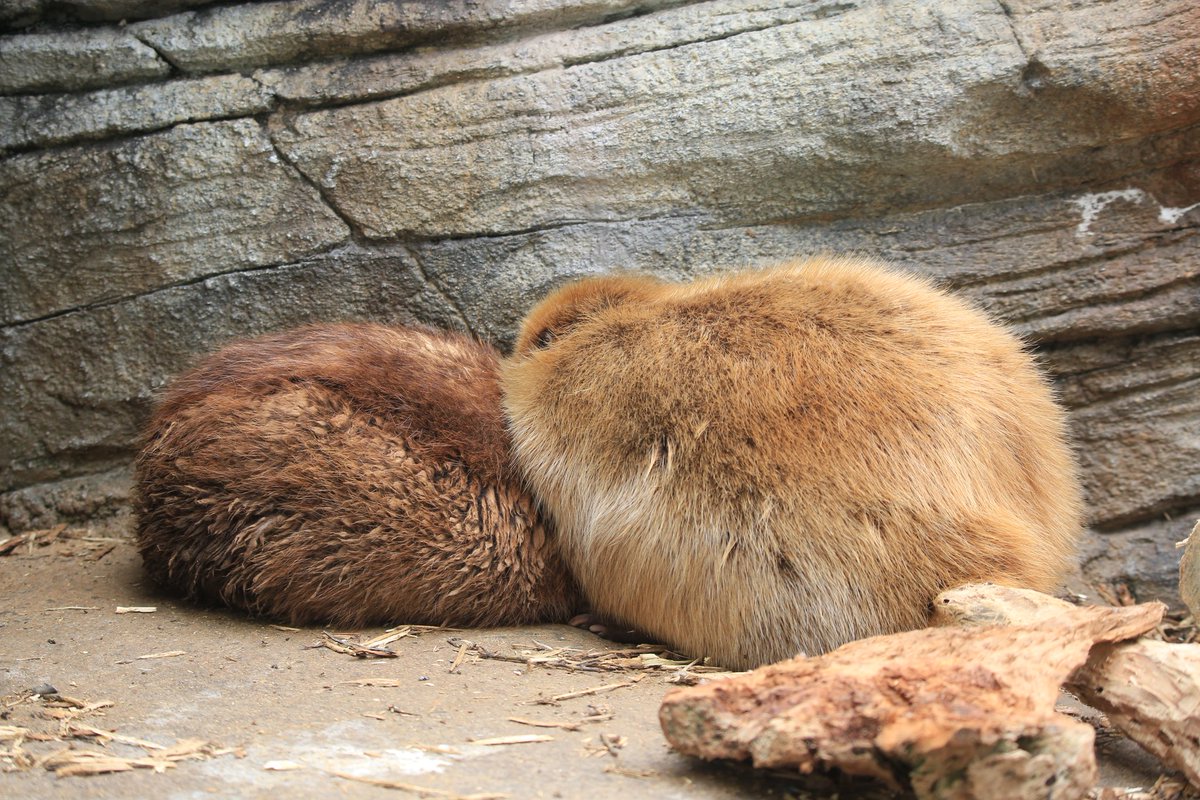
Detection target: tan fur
<box><xmin>502</xmin><ymin>257</ymin><xmax>1082</xmax><ymax>669</ymax></box>
<box><xmin>135</xmin><ymin>323</ymin><xmax>579</xmax><ymax>627</ymax></box>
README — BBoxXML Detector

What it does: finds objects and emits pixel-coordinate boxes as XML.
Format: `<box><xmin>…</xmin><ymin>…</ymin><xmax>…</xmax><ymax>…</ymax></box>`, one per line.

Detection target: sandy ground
<box><xmin>0</xmin><ymin>532</ymin><xmax>1179</xmax><ymax>800</ymax></box>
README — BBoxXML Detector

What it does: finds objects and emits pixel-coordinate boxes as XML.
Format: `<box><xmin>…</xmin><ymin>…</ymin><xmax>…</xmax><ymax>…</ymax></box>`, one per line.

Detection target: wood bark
<box><xmin>660</xmin><ymin>590</ymin><xmax>1163</xmax><ymax>799</ymax></box>
<box><xmin>933</xmin><ymin>584</ymin><xmax>1199</xmax><ymax>790</ymax></box>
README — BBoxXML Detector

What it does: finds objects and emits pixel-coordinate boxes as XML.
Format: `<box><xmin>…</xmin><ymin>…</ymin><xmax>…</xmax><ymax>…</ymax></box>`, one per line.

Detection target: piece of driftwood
<box><xmin>933</xmin><ymin>583</ymin><xmax>1199</xmax><ymax>790</ymax></box>
<box><xmin>660</xmin><ymin>597</ymin><xmax>1162</xmax><ymax>800</ymax></box>
<box><xmin>1180</xmin><ymin>521</ymin><xmax>1200</xmax><ymax>621</ymax></box>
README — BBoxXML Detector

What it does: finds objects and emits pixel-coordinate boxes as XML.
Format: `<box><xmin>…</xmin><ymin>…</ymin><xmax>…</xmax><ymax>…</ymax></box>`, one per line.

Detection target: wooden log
<box><xmin>1180</xmin><ymin>520</ymin><xmax>1200</xmax><ymax>621</ymax></box>
<box><xmin>933</xmin><ymin>583</ymin><xmax>1198</xmax><ymax>790</ymax></box>
<box><xmin>660</xmin><ymin>596</ymin><xmax>1162</xmax><ymax>800</ymax></box>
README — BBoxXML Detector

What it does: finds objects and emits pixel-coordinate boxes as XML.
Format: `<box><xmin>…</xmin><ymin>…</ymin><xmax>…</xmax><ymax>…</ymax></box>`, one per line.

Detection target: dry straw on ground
<box><xmin>0</xmin><ymin>689</ymin><xmax>239</xmax><ymax>778</ymax></box>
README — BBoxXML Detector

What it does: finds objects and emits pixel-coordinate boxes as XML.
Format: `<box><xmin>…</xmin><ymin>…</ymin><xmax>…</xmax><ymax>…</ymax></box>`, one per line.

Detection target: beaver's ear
<box><xmin>513</xmin><ymin>274</ymin><xmax>659</xmax><ymax>357</ymax></box>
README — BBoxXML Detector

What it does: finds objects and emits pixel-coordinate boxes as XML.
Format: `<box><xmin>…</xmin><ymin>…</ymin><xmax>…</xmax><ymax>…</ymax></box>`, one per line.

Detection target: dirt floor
<box><xmin>0</xmin><ymin>529</ymin><xmax>1188</xmax><ymax>799</ymax></box>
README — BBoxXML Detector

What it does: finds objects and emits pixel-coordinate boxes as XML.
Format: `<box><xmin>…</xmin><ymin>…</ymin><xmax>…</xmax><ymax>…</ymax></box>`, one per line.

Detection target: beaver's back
<box><xmin>136</xmin><ymin>323</ymin><xmax>579</xmax><ymax>627</ymax></box>
<box><xmin>503</xmin><ymin>257</ymin><xmax>1082</xmax><ymax>669</ymax></box>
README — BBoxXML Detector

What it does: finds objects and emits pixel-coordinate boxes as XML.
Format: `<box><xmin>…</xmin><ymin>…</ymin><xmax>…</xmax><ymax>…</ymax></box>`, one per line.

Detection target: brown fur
<box><xmin>135</xmin><ymin>323</ymin><xmax>579</xmax><ymax>627</ymax></box>
<box><xmin>502</xmin><ymin>257</ymin><xmax>1083</xmax><ymax>669</ymax></box>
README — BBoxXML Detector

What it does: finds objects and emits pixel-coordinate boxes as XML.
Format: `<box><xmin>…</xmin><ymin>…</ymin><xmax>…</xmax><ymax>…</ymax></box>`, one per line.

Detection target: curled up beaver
<box><xmin>135</xmin><ymin>323</ymin><xmax>579</xmax><ymax>628</ymax></box>
<box><xmin>503</xmin><ymin>256</ymin><xmax>1083</xmax><ymax>670</ymax></box>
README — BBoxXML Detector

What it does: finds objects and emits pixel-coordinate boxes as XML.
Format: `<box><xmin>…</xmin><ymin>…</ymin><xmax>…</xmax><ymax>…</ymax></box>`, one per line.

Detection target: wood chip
<box><xmin>42</xmin><ymin>749</ymin><xmax>176</xmax><ymax>777</ymax></box>
<box><xmin>115</xmin><ymin>607</ymin><xmax>157</xmax><ymax>614</ymax></box>
<box><xmin>337</xmin><ymin>678</ymin><xmax>405</xmax><ymax>687</ymax></box>
<box><xmin>604</xmin><ymin>764</ymin><xmax>659</xmax><ymax>779</ymax></box>
<box><xmin>136</xmin><ymin>650</ymin><xmax>186</xmax><ymax>660</ymax></box>
<box><xmin>318</xmin><ymin>632</ymin><xmax>398</xmax><ymax>659</ymax></box>
<box><xmin>67</xmin><ymin>722</ymin><xmax>165</xmax><ymax>749</ymax></box>
<box><xmin>156</xmin><ymin>738</ymin><xmax>215</xmax><ymax>758</ymax></box>
<box><xmin>448</xmin><ymin>642</ymin><xmax>468</xmax><ymax>674</ymax></box>
<box><xmin>0</xmin><ymin>525</ymin><xmax>67</xmax><ymax>556</ymax></box>
<box><xmin>0</xmin><ymin>725</ymin><xmax>33</xmax><ymax>741</ymax></box>
<box><xmin>1180</xmin><ymin>519</ymin><xmax>1200</xmax><ymax>620</ymax></box>
<box><xmin>360</xmin><ymin>626</ymin><xmax>418</xmax><ymax>648</ymax></box>
<box><xmin>269</xmin><ymin>624</ymin><xmax>301</xmax><ymax>632</ymax></box>
<box><xmin>43</xmin><ymin>606</ymin><xmax>99</xmax><ymax>612</ymax></box>
<box><xmin>461</xmin><ymin>638</ymin><xmax>718</xmax><ymax>675</ymax></box>
<box><xmin>599</xmin><ymin>733</ymin><xmax>626</xmax><ymax>757</ymax></box>
<box><xmin>507</xmin><ymin>717</ymin><xmax>582</xmax><ymax>732</ymax></box>
<box><xmin>551</xmin><ymin>677</ymin><xmax>643</xmax><ymax>702</ymax></box>
<box><xmin>326</xmin><ymin>769</ymin><xmax>506</xmax><ymax>799</ymax></box>
<box><xmin>468</xmin><ymin>734</ymin><xmax>554</xmax><ymax>746</ymax></box>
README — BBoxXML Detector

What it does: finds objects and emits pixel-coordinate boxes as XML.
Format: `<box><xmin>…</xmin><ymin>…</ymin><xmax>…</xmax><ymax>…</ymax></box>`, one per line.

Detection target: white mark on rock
<box><xmin>1159</xmin><ymin>201</ymin><xmax>1200</xmax><ymax>225</ymax></box>
<box><xmin>1072</xmin><ymin>188</ymin><xmax>1200</xmax><ymax>235</ymax></box>
<box><xmin>1072</xmin><ymin>188</ymin><xmax>1146</xmax><ymax>236</ymax></box>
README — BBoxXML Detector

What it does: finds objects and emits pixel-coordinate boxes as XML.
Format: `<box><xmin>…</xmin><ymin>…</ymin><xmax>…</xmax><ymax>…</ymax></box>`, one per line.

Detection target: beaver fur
<box><xmin>502</xmin><ymin>256</ymin><xmax>1082</xmax><ymax>669</ymax></box>
<box><xmin>135</xmin><ymin>323</ymin><xmax>579</xmax><ymax>627</ymax></box>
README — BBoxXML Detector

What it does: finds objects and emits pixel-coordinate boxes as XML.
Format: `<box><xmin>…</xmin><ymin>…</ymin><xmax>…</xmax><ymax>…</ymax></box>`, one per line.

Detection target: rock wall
<box><xmin>2</xmin><ymin>0</ymin><xmax>1198</xmax><ymax>603</ymax></box>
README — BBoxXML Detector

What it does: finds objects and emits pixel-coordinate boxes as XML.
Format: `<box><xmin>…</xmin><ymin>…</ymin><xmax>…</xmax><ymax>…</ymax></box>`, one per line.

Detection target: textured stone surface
<box><xmin>1048</xmin><ymin>333</ymin><xmax>1200</xmax><ymax>528</ymax></box>
<box><xmin>0</xmin><ymin>28</ymin><xmax>169</xmax><ymax>94</ymax></box>
<box><xmin>0</xmin><ymin>74</ymin><xmax>273</xmax><ymax>152</ymax></box>
<box><xmin>0</xmin><ymin>0</ymin><xmax>1198</xmax><ymax>605</ymax></box>
<box><xmin>1077</xmin><ymin>514</ymin><xmax>1200</xmax><ymax>609</ymax></box>
<box><xmin>403</xmin><ymin>176</ymin><xmax>1200</xmax><ymax>350</ymax></box>
<box><xmin>130</xmin><ymin>0</ymin><xmax>685</xmax><ymax>75</ymax></box>
<box><xmin>272</xmin><ymin>0</ymin><xmax>1200</xmax><ymax>239</ymax></box>
<box><xmin>255</xmin><ymin>0</ymin><xmax>856</xmax><ymax>107</ymax></box>
<box><xmin>0</xmin><ymin>1</ymin><xmax>219</xmax><ymax>30</ymax></box>
<box><xmin>0</xmin><ymin>467</ymin><xmax>131</xmax><ymax>538</ymax></box>
<box><xmin>0</xmin><ymin>0</ymin><xmax>40</xmax><ymax>30</ymax></box>
<box><xmin>0</xmin><ymin>119</ymin><xmax>348</xmax><ymax>326</ymax></box>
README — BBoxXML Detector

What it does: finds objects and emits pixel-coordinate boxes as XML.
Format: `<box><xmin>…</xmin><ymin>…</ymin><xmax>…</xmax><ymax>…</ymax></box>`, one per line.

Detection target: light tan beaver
<box><xmin>135</xmin><ymin>323</ymin><xmax>579</xmax><ymax>627</ymax></box>
<box><xmin>502</xmin><ymin>256</ymin><xmax>1082</xmax><ymax>669</ymax></box>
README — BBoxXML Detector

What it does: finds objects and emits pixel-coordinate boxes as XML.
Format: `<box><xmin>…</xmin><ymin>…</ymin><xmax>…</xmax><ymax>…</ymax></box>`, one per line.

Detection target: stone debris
<box><xmin>660</xmin><ymin>585</ymin><xmax>1166</xmax><ymax>800</ymax></box>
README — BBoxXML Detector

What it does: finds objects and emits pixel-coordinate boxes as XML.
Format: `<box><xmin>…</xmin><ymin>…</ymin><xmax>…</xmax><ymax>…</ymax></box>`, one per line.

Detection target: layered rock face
<box><xmin>2</xmin><ymin>0</ymin><xmax>1197</xmax><ymax>603</ymax></box>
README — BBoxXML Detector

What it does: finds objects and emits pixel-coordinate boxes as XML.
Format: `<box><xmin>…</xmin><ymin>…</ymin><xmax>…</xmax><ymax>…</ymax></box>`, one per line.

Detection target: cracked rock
<box><xmin>0</xmin><ymin>27</ymin><xmax>169</xmax><ymax>94</ymax></box>
<box><xmin>0</xmin><ymin>118</ymin><xmax>348</xmax><ymax>326</ymax></box>
<box><xmin>0</xmin><ymin>73</ymin><xmax>273</xmax><ymax>152</ymax></box>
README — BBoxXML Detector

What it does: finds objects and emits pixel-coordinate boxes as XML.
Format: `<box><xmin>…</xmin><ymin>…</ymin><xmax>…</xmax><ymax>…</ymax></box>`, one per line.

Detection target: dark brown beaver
<box><xmin>135</xmin><ymin>323</ymin><xmax>579</xmax><ymax>627</ymax></box>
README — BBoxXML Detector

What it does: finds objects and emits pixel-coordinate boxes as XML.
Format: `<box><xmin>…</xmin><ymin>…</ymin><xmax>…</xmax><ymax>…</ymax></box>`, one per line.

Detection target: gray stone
<box><xmin>131</xmin><ymin>0</ymin><xmax>688</xmax><ymax>75</ymax></box>
<box><xmin>0</xmin><ymin>119</ymin><xmax>348</xmax><ymax>325</ymax></box>
<box><xmin>1079</xmin><ymin>514</ymin><xmax>1200</xmax><ymax>610</ymax></box>
<box><xmin>0</xmin><ymin>74</ymin><xmax>273</xmax><ymax>152</ymax></box>
<box><xmin>272</xmin><ymin>0</ymin><xmax>1200</xmax><ymax>239</ymax></box>
<box><xmin>0</xmin><ymin>0</ymin><xmax>42</xmax><ymax>30</ymax></box>
<box><xmin>0</xmin><ymin>1</ymin><xmax>219</xmax><ymax>30</ymax></box>
<box><xmin>0</xmin><ymin>28</ymin><xmax>169</xmax><ymax>95</ymax></box>
<box><xmin>0</xmin><ymin>244</ymin><xmax>459</xmax><ymax>493</ymax></box>
<box><xmin>406</xmin><ymin>179</ymin><xmax>1200</xmax><ymax>350</ymax></box>
<box><xmin>1046</xmin><ymin>333</ymin><xmax>1200</xmax><ymax>528</ymax></box>
<box><xmin>256</xmin><ymin>0</ymin><xmax>857</xmax><ymax>107</ymax></box>
<box><xmin>0</xmin><ymin>466</ymin><xmax>131</xmax><ymax>538</ymax></box>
